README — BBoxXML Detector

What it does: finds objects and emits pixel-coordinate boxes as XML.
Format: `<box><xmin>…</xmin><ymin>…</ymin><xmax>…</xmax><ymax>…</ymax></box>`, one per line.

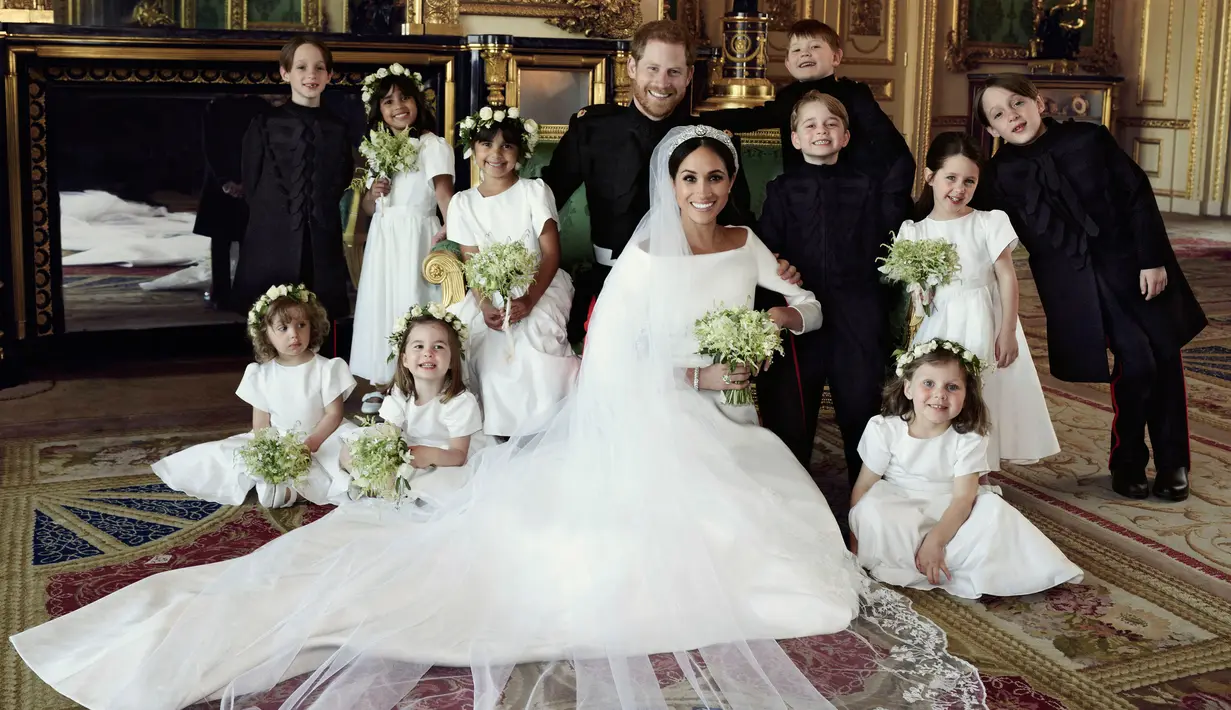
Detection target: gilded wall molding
<box><xmin>930</xmin><ymin>114</ymin><xmax>970</xmax><ymax>128</ymax></box>
<box><xmin>460</xmin><ymin>0</ymin><xmax>572</xmax><ymax>18</ymax></box>
<box><xmin>1208</xmin><ymin>0</ymin><xmax>1231</xmax><ymax>203</ymax></box>
<box><xmin>944</xmin><ymin>0</ymin><xmax>1118</xmax><ymax>73</ymax></box>
<box><xmin>910</xmin><ymin>0</ymin><xmax>939</xmax><ymax>193</ymax></box>
<box><xmin>853</xmin><ymin>76</ymin><xmax>893</xmax><ymax>101</ymax></box>
<box><xmin>1136</xmin><ymin>0</ymin><xmax>1173</xmax><ymax>106</ymax></box>
<box><xmin>1131</xmin><ymin>137</ymin><xmax>1164</xmax><ymax>178</ymax></box>
<box><xmin>1183</xmin><ymin>0</ymin><xmax>1208</xmax><ymax>201</ymax></box>
<box><xmin>545</xmin><ymin>0</ymin><xmax>640</xmax><ymax>39</ymax></box>
<box><xmin>1117</xmin><ymin>116</ymin><xmax>1191</xmax><ymax>129</ymax></box>
<box><xmin>842</xmin><ymin>0</ymin><xmax>896</xmax><ymax>66</ymax></box>
<box><xmin>480</xmin><ymin>45</ymin><xmax>512</xmax><ymax>105</ymax></box>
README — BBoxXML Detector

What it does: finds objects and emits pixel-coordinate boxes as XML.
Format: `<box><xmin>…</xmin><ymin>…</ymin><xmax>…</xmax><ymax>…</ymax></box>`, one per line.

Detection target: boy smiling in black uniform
<box><xmin>755</xmin><ymin>91</ymin><xmax>892</xmax><ymax>485</ymax></box>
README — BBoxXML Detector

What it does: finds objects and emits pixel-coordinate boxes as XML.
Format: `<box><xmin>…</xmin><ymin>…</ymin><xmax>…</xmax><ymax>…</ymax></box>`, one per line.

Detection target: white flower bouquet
<box><xmin>462</xmin><ymin>240</ymin><xmax>539</xmax><ymax>335</ymax></box>
<box><xmin>351</xmin><ymin>128</ymin><xmax>422</xmax><ymax>206</ymax></box>
<box><xmin>877</xmin><ymin>234</ymin><xmax>961</xmax><ymax>317</ymax></box>
<box><xmin>694</xmin><ymin>304</ymin><xmax>784</xmax><ymax>406</ymax></box>
<box><xmin>347</xmin><ymin>422</ymin><xmax>415</xmax><ymax>501</ymax></box>
<box><xmin>237</xmin><ymin>427</ymin><xmax>311</xmax><ymax>486</ymax></box>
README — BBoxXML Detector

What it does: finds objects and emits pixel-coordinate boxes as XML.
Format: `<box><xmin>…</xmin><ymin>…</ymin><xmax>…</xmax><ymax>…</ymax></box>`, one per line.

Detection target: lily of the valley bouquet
<box><xmin>694</xmin><ymin>304</ymin><xmax>784</xmax><ymax>407</ymax></box>
<box><xmin>877</xmin><ymin>233</ymin><xmax>961</xmax><ymax>317</ymax></box>
<box><xmin>351</xmin><ymin>128</ymin><xmax>421</xmax><ymax>207</ymax></box>
<box><xmin>347</xmin><ymin>422</ymin><xmax>415</xmax><ymax>501</ymax></box>
<box><xmin>237</xmin><ymin>427</ymin><xmax>311</xmax><ymax>486</ymax></box>
<box><xmin>463</xmin><ymin>240</ymin><xmax>538</xmax><ymax>336</ymax></box>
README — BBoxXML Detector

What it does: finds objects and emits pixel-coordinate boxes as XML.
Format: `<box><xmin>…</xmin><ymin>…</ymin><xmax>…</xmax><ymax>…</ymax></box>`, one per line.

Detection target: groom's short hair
<box><xmin>630</xmin><ymin>20</ymin><xmax>695</xmax><ymax>64</ymax></box>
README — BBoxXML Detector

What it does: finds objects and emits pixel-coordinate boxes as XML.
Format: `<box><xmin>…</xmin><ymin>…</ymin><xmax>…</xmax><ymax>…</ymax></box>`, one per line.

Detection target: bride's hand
<box><xmin>700</xmin><ymin>363</ymin><xmax>751</xmax><ymax>391</ymax></box>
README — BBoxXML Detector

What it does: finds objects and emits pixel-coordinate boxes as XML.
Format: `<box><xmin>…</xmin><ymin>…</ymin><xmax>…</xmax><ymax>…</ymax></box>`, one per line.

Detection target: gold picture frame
<box><xmin>225</xmin><ymin>0</ymin><xmax>324</xmax><ymax>30</ymax></box>
<box><xmin>945</xmin><ymin>0</ymin><xmax>1117</xmax><ymax>73</ymax></box>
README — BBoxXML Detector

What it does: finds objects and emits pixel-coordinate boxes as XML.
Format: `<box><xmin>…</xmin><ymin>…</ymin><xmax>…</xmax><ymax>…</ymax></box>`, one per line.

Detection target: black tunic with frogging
<box><xmin>231</xmin><ymin>102</ymin><xmax>354</xmax><ymax>319</ymax></box>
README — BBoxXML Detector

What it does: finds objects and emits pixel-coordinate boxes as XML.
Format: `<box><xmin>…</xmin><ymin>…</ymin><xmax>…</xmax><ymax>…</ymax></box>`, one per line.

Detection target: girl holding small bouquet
<box><xmin>350</xmin><ymin>63</ymin><xmax>456</xmax><ymax>415</ymax></box>
<box><xmin>447</xmin><ymin>106</ymin><xmax>579</xmax><ymax>437</ymax></box>
<box><xmin>153</xmin><ymin>285</ymin><xmax>358</xmax><ymax>507</ymax></box>
<box><xmin>849</xmin><ymin>339</ymin><xmax>1082</xmax><ymax>598</ymax></box>
<box><xmin>889</xmin><ymin>132</ymin><xmax>1058</xmax><ymax>469</ymax></box>
<box><xmin>342</xmin><ymin>303</ymin><xmax>487</xmax><ymax>506</ymax></box>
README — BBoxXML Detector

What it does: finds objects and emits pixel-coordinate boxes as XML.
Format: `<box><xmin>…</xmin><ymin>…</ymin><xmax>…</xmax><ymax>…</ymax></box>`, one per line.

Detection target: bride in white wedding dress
<box><xmin>10</xmin><ymin>126</ymin><xmax>985</xmax><ymax>710</ymax></box>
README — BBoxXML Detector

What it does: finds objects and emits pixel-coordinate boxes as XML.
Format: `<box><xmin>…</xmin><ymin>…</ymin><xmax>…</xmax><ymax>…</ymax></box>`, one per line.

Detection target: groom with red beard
<box><xmin>545</xmin><ymin>19</ymin><xmax>793</xmax><ymax>341</ymax></box>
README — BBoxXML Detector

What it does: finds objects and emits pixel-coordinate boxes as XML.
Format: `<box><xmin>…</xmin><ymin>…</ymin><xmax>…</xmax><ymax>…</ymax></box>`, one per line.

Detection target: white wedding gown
<box><xmin>11</xmin><ymin>127</ymin><xmax>984</xmax><ymax>710</ymax></box>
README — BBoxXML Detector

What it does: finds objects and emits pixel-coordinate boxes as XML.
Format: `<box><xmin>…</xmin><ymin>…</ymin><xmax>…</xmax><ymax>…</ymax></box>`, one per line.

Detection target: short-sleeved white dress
<box><xmin>849</xmin><ymin>414</ymin><xmax>1083</xmax><ymax>598</ymax></box>
<box><xmin>350</xmin><ymin>133</ymin><xmax>456</xmax><ymax>385</ymax></box>
<box><xmin>446</xmin><ymin>177</ymin><xmax>580</xmax><ymax>436</ymax></box>
<box><xmin>899</xmin><ymin>209</ymin><xmax>1060</xmax><ymax>466</ymax></box>
<box><xmin>152</xmin><ymin>355</ymin><xmax>358</xmax><ymax>507</ymax></box>
<box><xmin>367</xmin><ymin>386</ymin><xmax>489</xmax><ymax>506</ymax></box>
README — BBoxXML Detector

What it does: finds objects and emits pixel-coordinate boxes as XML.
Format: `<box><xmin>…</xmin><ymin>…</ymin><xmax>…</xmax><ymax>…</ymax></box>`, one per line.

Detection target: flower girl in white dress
<box><xmin>153</xmin><ymin>285</ymin><xmax>357</xmax><ymax>507</ymax></box>
<box><xmin>447</xmin><ymin>106</ymin><xmax>579</xmax><ymax>436</ymax></box>
<box><xmin>349</xmin><ymin>64</ymin><xmax>455</xmax><ymax>414</ymax></box>
<box><xmin>342</xmin><ymin>303</ymin><xmax>488</xmax><ymax>506</ymax></box>
<box><xmin>896</xmin><ymin>132</ymin><xmax>1059</xmax><ymax>468</ymax></box>
<box><xmin>850</xmin><ymin>338</ymin><xmax>1083</xmax><ymax>598</ymax></box>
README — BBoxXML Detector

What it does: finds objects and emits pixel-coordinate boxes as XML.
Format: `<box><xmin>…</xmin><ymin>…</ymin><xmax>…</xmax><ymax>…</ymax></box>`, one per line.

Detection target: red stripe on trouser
<box><xmin>583</xmin><ymin>296</ymin><xmax>597</xmax><ymax>350</ymax></box>
<box><xmin>1108</xmin><ymin>354</ymin><xmax>1122</xmax><ymax>467</ymax></box>
<box><xmin>1179</xmin><ymin>352</ymin><xmax>1192</xmax><ymax>461</ymax></box>
<box><xmin>789</xmin><ymin>333</ymin><xmax>807</xmax><ymax>430</ymax></box>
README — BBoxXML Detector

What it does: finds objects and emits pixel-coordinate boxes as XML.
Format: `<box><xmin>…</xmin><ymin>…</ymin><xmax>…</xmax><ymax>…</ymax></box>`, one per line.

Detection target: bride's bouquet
<box><xmin>237</xmin><ymin>427</ymin><xmax>311</xmax><ymax>486</ymax></box>
<box><xmin>347</xmin><ymin>422</ymin><xmax>415</xmax><ymax>501</ymax></box>
<box><xmin>462</xmin><ymin>240</ymin><xmax>539</xmax><ymax>336</ymax></box>
<box><xmin>876</xmin><ymin>233</ymin><xmax>961</xmax><ymax>317</ymax></box>
<box><xmin>350</xmin><ymin>128</ymin><xmax>422</xmax><ymax>206</ymax></box>
<box><xmin>694</xmin><ymin>304</ymin><xmax>784</xmax><ymax>407</ymax></box>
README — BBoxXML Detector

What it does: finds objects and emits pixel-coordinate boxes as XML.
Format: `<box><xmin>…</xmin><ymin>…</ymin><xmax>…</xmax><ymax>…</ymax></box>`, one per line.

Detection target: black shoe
<box><xmin>1152</xmin><ymin>466</ymin><xmax>1190</xmax><ymax>502</ymax></box>
<box><xmin>1111</xmin><ymin>467</ymin><xmax>1150</xmax><ymax>499</ymax></box>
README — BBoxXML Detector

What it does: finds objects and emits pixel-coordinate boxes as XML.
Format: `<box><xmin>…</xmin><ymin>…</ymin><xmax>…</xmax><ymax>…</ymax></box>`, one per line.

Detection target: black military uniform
<box><xmin>754</xmin><ymin>160</ymin><xmax>893</xmax><ymax>483</ymax></box>
<box><xmin>231</xmin><ymin>102</ymin><xmax>355</xmax><ymax>325</ymax></box>
<box><xmin>541</xmin><ymin>101</ymin><xmax>753</xmax><ymax>341</ymax></box>
<box><xmin>195</xmin><ymin>95</ymin><xmax>269</xmax><ymax>311</ymax></box>
<box><xmin>980</xmin><ymin>118</ymin><xmax>1207</xmax><ymax>501</ymax></box>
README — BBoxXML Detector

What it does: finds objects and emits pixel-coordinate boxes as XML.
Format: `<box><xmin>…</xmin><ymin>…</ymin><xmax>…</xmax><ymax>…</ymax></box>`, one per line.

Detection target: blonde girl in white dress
<box><xmin>153</xmin><ymin>284</ymin><xmax>357</xmax><ymax>507</ymax></box>
<box><xmin>849</xmin><ymin>338</ymin><xmax>1083</xmax><ymax>599</ymax></box>
<box><xmin>897</xmin><ymin>132</ymin><xmax>1059</xmax><ymax>469</ymax></box>
<box><xmin>342</xmin><ymin>303</ymin><xmax>489</xmax><ymax>506</ymax></box>
<box><xmin>350</xmin><ymin>64</ymin><xmax>456</xmax><ymax>414</ymax></box>
<box><xmin>447</xmin><ymin>106</ymin><xmax>579</xmax><ymax>436</ymax></box>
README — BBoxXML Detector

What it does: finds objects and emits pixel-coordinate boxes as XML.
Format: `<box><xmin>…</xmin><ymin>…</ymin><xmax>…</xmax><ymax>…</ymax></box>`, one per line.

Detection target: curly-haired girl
<box><xmin>153</xmin><ymin>285</ymin><xmax>357</xmax><ymax>508</ymax></box>
<box><xmin>848</xmin><ymin>338</ymin><xmax>1082</xmax><ymax>598</ymax></box>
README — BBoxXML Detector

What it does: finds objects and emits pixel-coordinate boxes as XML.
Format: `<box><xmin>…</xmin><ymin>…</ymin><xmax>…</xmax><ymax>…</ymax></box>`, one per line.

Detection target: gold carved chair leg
<box><xmin>423</xmin><ymin>249</ymin><xmax>466</xmax><ymax>308</ymax></box>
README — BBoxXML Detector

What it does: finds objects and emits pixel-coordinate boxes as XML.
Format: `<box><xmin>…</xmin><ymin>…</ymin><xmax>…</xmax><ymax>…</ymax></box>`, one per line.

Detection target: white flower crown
<box><xmin>456</xmin><ymin>105</ymin><xmax>540</xmax><ymax>164</ymax></box>
<box><xmin>894</xmin><ymin>337</ymin><xmax>991</xmax><ymax>378</ymax></box>
<box><xmin>387</xmin><ymin>302</ymin><xmax>469</xmax><ymax>363</ymax></box>
<box><xmin>247</xmin><ymin>283</ymin><xmax>317</xmax><ymax>335</ymax></box>
<box><xmin>360</xmin><ymin>63</ymin><xmax>425</xmax><ymax>116</ymax></box>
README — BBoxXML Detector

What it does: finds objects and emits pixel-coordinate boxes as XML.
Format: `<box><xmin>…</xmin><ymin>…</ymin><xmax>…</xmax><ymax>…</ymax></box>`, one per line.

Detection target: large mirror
<box><xmin>47</xmin><ymin>83</ymin><xmax>368</xmax><ymax>333</ymax></box>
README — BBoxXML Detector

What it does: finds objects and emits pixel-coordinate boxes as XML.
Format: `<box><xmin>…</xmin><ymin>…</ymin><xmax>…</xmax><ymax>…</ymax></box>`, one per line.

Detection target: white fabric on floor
<box><xmin>60</xmin><ymin>190</ymin><xmax>208</xmax><ymax>268</ymax></box>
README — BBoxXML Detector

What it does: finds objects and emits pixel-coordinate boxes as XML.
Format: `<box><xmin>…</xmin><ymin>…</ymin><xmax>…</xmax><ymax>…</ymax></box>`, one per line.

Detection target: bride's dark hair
<box><xmin>667</xmin><ymin>136</ymin><xmax>737</xmax><ymax>179</ymax></box>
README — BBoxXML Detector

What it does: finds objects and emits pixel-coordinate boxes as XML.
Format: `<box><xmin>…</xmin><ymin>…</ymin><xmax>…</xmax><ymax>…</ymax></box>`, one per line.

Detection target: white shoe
<box><xmin>360</xmin><ymin>392</ymin><xmax>384</xmax><ymax>415</ymax></box>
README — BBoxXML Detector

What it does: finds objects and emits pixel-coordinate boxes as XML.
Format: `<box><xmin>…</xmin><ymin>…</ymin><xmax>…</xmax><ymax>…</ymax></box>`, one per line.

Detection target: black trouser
<box><xmin>1104</xmin><ymin>299</ymin><xmax>1191</xmax><ymax>473</ymax></box>
<box><xmin>210</xmin><ymin>237</ymin><xmax>235</xmax><ymax>309</ymax></box>
<box><xmin>757</xmin><ymin>327</ymin><xmax>883</xmax><ymax>487</ymax></box>
<box><xmin>568</xmin><ymin>262</ymin><xmax>613</xmax><ymax>344</ymax></box>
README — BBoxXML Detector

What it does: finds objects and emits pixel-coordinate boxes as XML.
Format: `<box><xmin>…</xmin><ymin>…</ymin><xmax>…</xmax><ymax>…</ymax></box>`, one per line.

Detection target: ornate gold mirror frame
<box><xmin>945</xmin><ymin>0</ymin><xmax>1117</xmax><ymax>72</ymax></box>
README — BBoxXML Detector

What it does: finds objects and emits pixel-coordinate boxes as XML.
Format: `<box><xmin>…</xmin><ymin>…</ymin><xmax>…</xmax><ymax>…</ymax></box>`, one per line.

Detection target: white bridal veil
<box><xmin>76</xmin><ymin>125</ymin><xmax>985</xmax><ymax>710</ymax></box>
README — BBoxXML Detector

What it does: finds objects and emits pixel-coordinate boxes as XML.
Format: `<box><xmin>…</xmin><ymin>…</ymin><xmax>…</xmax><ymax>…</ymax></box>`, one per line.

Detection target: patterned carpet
<box><xmin>2</xmin><ymin>242</ymin><xmax>1231</xmax><ymax>709</ymax></box>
